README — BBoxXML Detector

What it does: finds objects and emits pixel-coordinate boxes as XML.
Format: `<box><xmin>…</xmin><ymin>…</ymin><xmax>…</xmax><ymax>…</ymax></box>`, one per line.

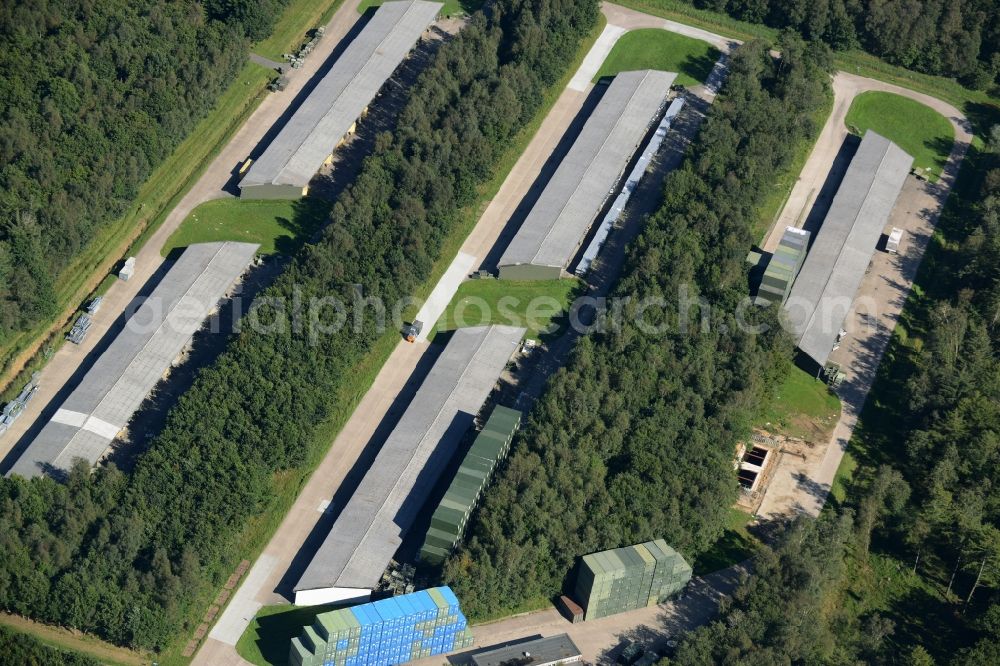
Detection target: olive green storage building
<box><xmin>574</xmin><ymin>539</ymin><xmax>692</xmax><ymax>620</ymax></box>
<box><xmin>755</xmin><ymin>226</ymin><xmax>810</xmax><ymax>306</ymax></box>
<box><xmin>418</xmin><ymin>406</ymin><xmax>521</xmax><ymax>563</ymax></box>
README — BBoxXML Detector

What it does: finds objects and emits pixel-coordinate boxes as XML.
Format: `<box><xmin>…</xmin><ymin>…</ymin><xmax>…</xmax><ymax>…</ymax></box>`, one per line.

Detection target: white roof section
<box><xmin>7</xmin><ymin>242</ymin><xmax>259</xmax><ymax>479</ymax></box>
<box><xmin>240</xmin><ymin>0</ymin><xmax>442</xmax><ymax>190</ymax></box>
<box><xmin>294</xmin><ymin>325</ymin><xmax>525</xmax><ymax>602</ymax></box>
<box><xmin>499</xmin><ymin>70</ymin><xmax>675</xmax><ymax>271</ymax></box>
<box><xmin>784</xmin><ymin>130</ymin><xmax>913</xmax><ymax>366</ymax></box>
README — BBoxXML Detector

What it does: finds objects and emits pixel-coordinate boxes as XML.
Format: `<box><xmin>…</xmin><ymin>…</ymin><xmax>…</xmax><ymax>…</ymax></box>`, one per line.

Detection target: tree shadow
<box><xmin>273</xmin><ymin>197</ymin><xmax>332</xmax><ymax>254</ymax></box>
<box><xmin>250</xmin><ymin>602</ymin><xmax>350</xmax><ymax>666</ymax></box>
<box><xmin>681</xmin><ymin>49</ymin><xmax>722</xmax><ymax>85</ymax></box>
<box><xmin>693</xmin><ymin>527</ymin><xmax>756</xmax><ymax>576</ymax></box>
<box><xmin>103</xmin><ymin>259</ymin><xmax>278</xmax><ymax>473</ymax></box>
<box><xmin>924</xmin><ymin>135</ymin><xmax>956</xmax><ymax>171</ymax></box>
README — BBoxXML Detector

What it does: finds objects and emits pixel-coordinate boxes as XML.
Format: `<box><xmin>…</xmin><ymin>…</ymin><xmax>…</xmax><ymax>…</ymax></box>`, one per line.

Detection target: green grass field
<box><xmin>845</xmin><ymin>91</ymin><xmax>955</xmax><ymax>181</ymax></box>
<box><xmin>237</xmin><ymin>603</ymin><xmax>348</xmax><ymax>666</ymax></box>
<box><xmin>594</xmin><ymin>28</ymin><xmax>720</xmax><ymax>87</ymax></box>
<box><xmin>757</xmin><ymin>365</ymin><xmax>841</xmax><ymax>441</ymax></box>
<box><xmin>255</xmin><ymin>0</ymin><xmax>346</xmax><ymax>61</ymax></box>
<box><xmin>433</xmin><ymin>278</ymin><xmax>581</xmax><ymax>342</ymax></box>
<box><xmin>357</xmin><ymin>0</ymin><xmax>481</xmax><ymax>17</ymax></box>
<box><xmin>161</xmin><ymin>198</ymin><xmax>330</xmax><ymax>257</ymax></box>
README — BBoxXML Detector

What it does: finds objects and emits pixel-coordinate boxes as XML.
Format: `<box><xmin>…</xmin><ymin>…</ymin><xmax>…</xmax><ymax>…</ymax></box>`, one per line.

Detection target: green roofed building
<box><xmin>755</xmin><ymin>226</ymin><xmax>810</xmax><ymax>306</ymax></box>
<box><xmin>418</xmin><ymin>406</ymin><xmax>521</xmax><ymax>564</ymax></box>
<box><xmin>573</xmin><ymin>539</ymin><xmax>692</xmax><ymax>621</ymax></box>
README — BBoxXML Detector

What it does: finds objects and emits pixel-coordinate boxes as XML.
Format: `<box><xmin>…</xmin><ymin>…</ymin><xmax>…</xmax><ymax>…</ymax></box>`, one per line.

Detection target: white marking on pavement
<box><xmin>82</xmin><ymin>415</ymin><xmax>120</xmax><ymax>440</ymax></box>
<box><xmin>51</xmin><ymin>409</ymin><xmax>87</xmax><ymax>427</ymax></box>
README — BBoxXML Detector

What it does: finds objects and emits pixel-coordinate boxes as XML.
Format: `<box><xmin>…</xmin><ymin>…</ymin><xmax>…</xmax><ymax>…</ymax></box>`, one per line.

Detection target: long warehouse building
<box><xmin>239</xmin><ymin>0</ymin><xmax>442</xmax><ymax>199</ymax></box>
<box><xmin>784</xmin><ymin>130</ymin><xmax>913</xmax><ymax>366</ymax></box>
<box><xmin>294</xmin><ymin>325</ymin><xmax>525</xmax><ymax>606</ymax></box>
<box><xmin>497</xmin><ymin>69</ymin><xmax>675</xmax><ymax>280</ymax></box>
<box><xmin>6</xmin><ymin>242</ymin><xmax>259</xmax><ymax>479</ymax></box>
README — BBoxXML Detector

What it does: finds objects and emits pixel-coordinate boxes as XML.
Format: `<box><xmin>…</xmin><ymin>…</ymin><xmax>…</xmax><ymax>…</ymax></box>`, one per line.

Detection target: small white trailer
<box><xmin>119</xmin><ymin>256</ymin><xmax>136</xmax><ymax>281</ymax></box>
<box><xmin>886</xmin><ymin>227</ymin><xmax>903</xmax><ymax>254</ymax></box>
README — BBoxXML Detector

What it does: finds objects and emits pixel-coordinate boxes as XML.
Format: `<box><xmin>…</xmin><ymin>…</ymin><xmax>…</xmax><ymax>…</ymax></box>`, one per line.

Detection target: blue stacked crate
<box><xmin>288</xmin><ymin>586</ymin><xmax>474</xmax><ymax>666</ymax></box>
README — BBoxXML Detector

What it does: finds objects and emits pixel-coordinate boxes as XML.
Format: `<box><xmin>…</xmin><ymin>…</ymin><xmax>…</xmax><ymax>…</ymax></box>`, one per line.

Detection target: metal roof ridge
<box><xmin>528</xmin><ymin>70</ymin><xmax>669</xmax><ymax>266</ymax></box>
<box><xmin>334</xmin><ymin>325</ymin><xmax>508</xmax><ymax>586</ymax></box>
<box><xmin>795</xmin><ymin>134</ymin><xmax>897</xmax><ymax>349</ymax></box>
<box><xmin>274</xmin><ymin>1</ymin><xmax>433</xmax><ymax>184</ymax></box>
<box><xmin>70</xmin><ymin>242</ymin><xmax>240</xmax><ymax>439</ymax></box>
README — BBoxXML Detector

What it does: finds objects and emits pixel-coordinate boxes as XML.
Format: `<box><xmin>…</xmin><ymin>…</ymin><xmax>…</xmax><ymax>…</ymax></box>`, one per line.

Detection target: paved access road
<box><xmin>0</xmin><ymin>0</ymin><xmax>367</xmax><ymax>467</ymax></box>
<box><xmin>194</xmin><ymin>9</ymin><xmax>609</xmax><ymax>666</ymax></box>
<box><xmin>757</xmin><ymin>73</ymin><xmax>972</xmax><ymax>518</ymax></box>
<box><xmin>196</xmin><ymin>4</ymin><xmax>735</xmax><ymax>664</ymax></box>
<box><xmin>410</xmin><ymin>563</ymin><xmax>749</xmax><ymax>666</ymax></box>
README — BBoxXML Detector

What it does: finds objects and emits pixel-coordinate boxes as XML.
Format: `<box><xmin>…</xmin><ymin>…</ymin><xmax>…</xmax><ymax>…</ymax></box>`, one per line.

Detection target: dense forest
<box><xmin>671</xmin><ymin>124</ymin><xmax>1000</xmax><ymax>664</ymax></box>
<box><xmin>0</xmin><ymin>0</ymin><xmax>599</xmax><ymax>651</ymax></box>
<box><xmin>442</xmin><ymin>34</ymin><xmax>832</xmax><ymax>618</ymax></box>
<box><xmin>0</xmin><ymin>0</ymin><xmax>288</xmax><ymax>340</ymax></box>
<box><xmin>671</xmin><ymin>0</ymin><xmax>1000</xmax><ymax>88</ymax></box>
<box><xmin>0</xmin><ymin>625</ymin><xmax>101</xmax><ymax>666</ymax></box>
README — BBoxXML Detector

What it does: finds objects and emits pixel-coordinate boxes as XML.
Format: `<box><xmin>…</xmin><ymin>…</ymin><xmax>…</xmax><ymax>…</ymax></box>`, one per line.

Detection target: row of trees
<box><xmin>0</xmin><ymin>0</ymin><xmax>600</xmax><ymax>651</ymax></box>
<box><xmin>0</xmin><ymin>625</ymin><xmax>101</xmax><ymax>666</ymax></box>
<box><xmin>671</xmin><ymin>127</ymin><xmax>1000</xmax><ymax>664</ymax></box>
<box><xmin>0</xmin><ymin>0</ymin><xmax>289</xmax><ymax>341</ymax></box>
<box><xmin>442</xmin><ymin>33</ymin><xmax>833</xmax><ymax>619</ymax></box>
<box><xmin>673</xmin><ymin>0</ymin><xmax>1000</xmax><ymax>88</ymax></box>
<box><xmin>673</xmin><ymin>513</ymin><xmax>855</xmax><ymax>664</ymax></box>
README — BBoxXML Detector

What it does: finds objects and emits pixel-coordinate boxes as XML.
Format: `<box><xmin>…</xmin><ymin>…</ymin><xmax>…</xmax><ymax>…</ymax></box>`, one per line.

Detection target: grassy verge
<box><xmin>614</xmin><ymin>0</ymin><xmax>775</xmax><ymax>43</ymax></box>
<box><xmin>0</xmin><ymin>613</ymin><xmax>147</xmax><ymax>666</ymax></box>
<box><xmin>183</xmin><ymin>15</ymin><xmax>608</xmax><ymax>665</ymax></box>
<box><xmin>756</xmin><ymin>365</ymin><xmax>841</xmax><ymax>442</ymax></box>
<box><xmin>433</xmin><ymin>279</ymin><xmax>582</xmax><ymax>342</ymax></box>
<box><xmin>693</xmin><ymin>507</ymin><xmax>757</xmax><ymax>576</ymax></box>
<box><xmin>845</xmin><ymin>91</ymin><xmax>955</xmax><ymax>181</ymax></box>
<box><xmin>255</xmin><ymin>0</ymin><xmax>347</xmax><ymax>61</ymax></box>
<box><xmin>162</xmin><ymin>198</ymin><xmax>331</xmax><ymax>257</ymax></box>
<box><xmin>358</xmin><ymin>0</ymin><xmax>482</xmax><ymax>16</ymax></box>
<box><xmin>752</xmin><ymin>87</ymin><xmax>835</xmax><ymax>243</ymax></box>
<box><xmin>593</xmin><ymin>28</ymin><xmax>720</xmax><ymax>86</ymax></box>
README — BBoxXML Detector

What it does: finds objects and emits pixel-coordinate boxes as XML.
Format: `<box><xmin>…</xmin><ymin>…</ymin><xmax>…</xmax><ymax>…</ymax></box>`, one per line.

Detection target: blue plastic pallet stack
<box><xmin>289</xmin><ymin>586</ymin><xmax>474</xmax><ymax>666</ymax></box>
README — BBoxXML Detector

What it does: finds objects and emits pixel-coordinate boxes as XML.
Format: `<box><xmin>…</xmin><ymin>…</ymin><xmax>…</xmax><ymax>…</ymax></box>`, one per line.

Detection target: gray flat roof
<box><xmin>498</xmin><ymin>70</ymin><xmax>675</xmax><ymax>271</ymax></box>
<box><xmin>295</xmin><ymin>325</ymin><xmax>525</xmax><ymax>596</ymax></box>
<box><xmin>7</xmin><ymin>242</ymin><xmax>259</xmax><ymax>479</ymax></box>
<box><xmin>471</xmin><ymin>634</ymin><xmax>582</xmax><ymax>666</ymax></box>
<box><xmin>240</xmin><ymin>0</ymin><xmax>441</xmax><ymax>190</ymax></box>
<box><xmin>784</xmin><ymin>130</ymin><xmax>913</xmax><ymax>366</ymax></box>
